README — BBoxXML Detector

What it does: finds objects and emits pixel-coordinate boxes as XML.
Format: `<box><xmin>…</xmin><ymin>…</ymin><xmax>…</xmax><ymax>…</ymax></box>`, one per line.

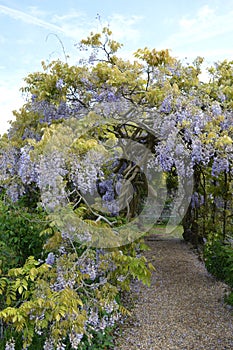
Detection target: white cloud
<box><xmin>107</xmin><ymin>14</ymin><xmax>143</xmax><ymax>44</ymax></box>
<box><xmin>179</xmin><ymin>4</ymin><xmax>215</xmax><ymax>29</ymax></box>
<box><xmin>0</xmin><ymin>5</ymin><xmax>93</xmax><ymax>42</ymax></box>
<box><xmin>0</xmin><ymin>84</ymin><xmax>23</xmax><ymax>136</ymax></box>
<box><xmin>197</xmin><ymin>4</ymin><xmax>215</xmax><ymax>19</ymax></box>
<box><xmin>52</xmin><ymin>11</ymin><xmax>85</xmax><ymax>23</ymax></box>
<box><xmin>175</xmin><ymin>47</ymin><xmax>233</xmax><ymax>62</ymax></box>
<box><xmin>27</xmin><ymin>6</ymin><xmax>48</xmax><ymax>18</ymax></box>
<box><xmin>0</xmin><ymin>5</ymin><xmax>143</xmax><ymax>46</ymax></box>
<box><xmin>161</xmin><ymin>5</ymin><xmax>233</xmax><ymax>49</ymax></box>
<box><xmin>50</xmin><ymin>9</ymin><xmax>90</xmax><ymax>39</ymax></box>
<box><xmin>0</xmin><ymin>5</ymin><xmax>64</xmax><ymax>33</ymax></box>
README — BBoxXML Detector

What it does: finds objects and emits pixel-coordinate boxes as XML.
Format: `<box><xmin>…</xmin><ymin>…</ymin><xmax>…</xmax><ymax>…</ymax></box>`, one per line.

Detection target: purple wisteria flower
<box><xmin>45</xmin><ymin>252</ymin><xmax>55</xmax><ymax>266</ymax></box>
<box><xmin>56</xmin><ymin>78</ymin><xmax>64</xmax><ymax>90</ymax></box>
<box><xmin>18</xmin><ymin>146</ymin><xmax>38</xmax><ymax>185</ymax></box>
<box><xmin>191</xmin><ymin>140</ymin><xmax>203</xmax><ymax>164</ymax></box>
<box><xmin>159</xmin><ymin>96</ymin><xmax>172</xmax><ymax>114</ymax></box>
<box><xmin>191</xmin><ymin>192</ymin><xmax>204</xmax><ymax>208</ymax></box>
<box><xmin>211</xmin><ymin>103</ymin><xmax>222</xmax><ymax>116</ymax></box>
<box><xmin>212</xmin><ymin>157</ymin><xmax>229</xmax><ymax>177</ymax></box>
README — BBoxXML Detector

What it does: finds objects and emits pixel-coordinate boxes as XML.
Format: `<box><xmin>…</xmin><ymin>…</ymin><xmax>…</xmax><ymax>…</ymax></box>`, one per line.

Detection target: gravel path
<box><xmin>116</xmin><ymin>235</ymin><xmax>233</xmax><ymax>350</ymax></box>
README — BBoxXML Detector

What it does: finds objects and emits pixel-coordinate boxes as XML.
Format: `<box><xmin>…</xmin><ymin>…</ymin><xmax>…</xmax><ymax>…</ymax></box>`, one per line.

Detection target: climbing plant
<box><xmin>0</xmin><ymin>27</ymin><xmax>232</xmax><ymax>348</ymax></box>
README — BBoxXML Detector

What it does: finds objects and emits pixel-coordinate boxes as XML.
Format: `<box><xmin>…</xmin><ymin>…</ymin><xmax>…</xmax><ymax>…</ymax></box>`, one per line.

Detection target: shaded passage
<box><xmin>116</xmin><ymin>236</ymin><xmax>233</xmax><ymax>350</ymax></box>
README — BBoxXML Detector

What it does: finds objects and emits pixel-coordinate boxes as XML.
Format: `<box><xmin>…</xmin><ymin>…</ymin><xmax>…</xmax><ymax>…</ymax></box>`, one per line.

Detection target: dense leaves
<box><xmin>0</xmin><ymin>199</ymin><xmax>47</xmax><ymax>272</ymax></box>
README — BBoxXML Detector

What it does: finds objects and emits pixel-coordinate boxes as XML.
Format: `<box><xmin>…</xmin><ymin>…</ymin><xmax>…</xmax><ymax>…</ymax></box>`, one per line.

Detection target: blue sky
<box><xmin>1</xmin><ymin>0</ymin><xmax>233</xmax><ymax>135</ymax></box>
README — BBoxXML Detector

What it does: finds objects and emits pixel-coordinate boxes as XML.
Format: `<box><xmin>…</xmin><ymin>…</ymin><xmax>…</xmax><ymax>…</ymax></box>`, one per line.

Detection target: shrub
<box><xmin>204</xmin><ymin>235</ymin><xmax>233</xmax><ymax>305</ymax></box>
<box><xmin>0</xmin><ymin>199</ymin><xmax>47</xmax><ymax>272</ymax></box>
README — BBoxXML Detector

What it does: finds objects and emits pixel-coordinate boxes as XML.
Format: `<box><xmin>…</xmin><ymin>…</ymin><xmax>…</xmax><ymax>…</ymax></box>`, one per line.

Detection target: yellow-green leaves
<box><xmin>81</xmin><ymin>27</ymin><xmax>123</xmax><ymax>54</ymax></box>
<box><xmin>134</xmin><ymin>47</ymin><xmax>174</xmax><ymax>67</ymax></box>
<box><xmin>81</xmin><ymin>32</ymin><xmax>102</xmax><ymax>47</ymax></box>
